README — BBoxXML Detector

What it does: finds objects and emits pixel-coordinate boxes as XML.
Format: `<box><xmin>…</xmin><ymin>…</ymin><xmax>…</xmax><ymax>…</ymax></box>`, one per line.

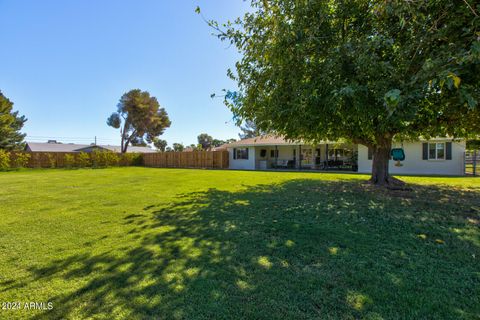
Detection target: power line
<box><xmin>26</xmin><ymin>135</ymin><xmax>117</xmax><ymax>140</ymax></box>
<box><xmin>25</xmin><ymin>135</ymin><xmax>120</xmax><ymax>144</ymax></box>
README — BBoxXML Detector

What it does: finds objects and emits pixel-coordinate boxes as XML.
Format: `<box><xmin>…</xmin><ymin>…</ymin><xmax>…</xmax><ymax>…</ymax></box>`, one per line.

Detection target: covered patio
<box><xmin>254</xmin><ymin>143</ymin><xmax>358</xmax><ymax>171</ymax></box>
<box><xmin>228</xmin><ymin>136</ymin><xmax>358</xmax><ymax>172</ymax></box>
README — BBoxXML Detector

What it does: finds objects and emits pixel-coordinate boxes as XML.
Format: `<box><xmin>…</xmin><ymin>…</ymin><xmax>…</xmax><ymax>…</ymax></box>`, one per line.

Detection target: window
<box><xmin>234</xmin><ymin>148</ymin><xmax>249</xmax><ymax>160</ymax></box>
<box><xmin>260</xmin><ymin>149</ymin><xmax>267</xmax><ymax>157</ymax></box>
<box><xmin>428</xmin><ymin>143</ymin><xmax>445</xmax><ymax>160</ymax></box>
<box><xmin>270</xmin><ymin>149</ymin><xmax>279</xmax><ymax>158</ymax></box>
<box><xmin>328</xmin><ymin>148</ymin><xmax>352</xmax><ymax>160</ymax></box>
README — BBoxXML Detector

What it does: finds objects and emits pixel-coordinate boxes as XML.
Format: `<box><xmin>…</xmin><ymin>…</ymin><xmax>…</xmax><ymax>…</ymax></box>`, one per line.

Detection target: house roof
<box><xmin>227</xmin><ymin>135</ymin><xmax>303</xmax><ymax>147</ymax></box>
<box><xmin>75</xmin><ymin>145</ymin><xmax>156</xmax><ymax>153</ymax></box>
<box><xmin>211</xmin><ymin>143</ymin><xmax>229</xmax><ymax>151</ymax></box>
<box><xmin>26</xmin><ymin>142</ymin><xmax>90</xmax><ymax>152</ymax></box>
<box><xmin>25</xmin><ymin>142</ymin><xmax>156</xmax><ymax>153</ymax></box>
<box><xmin>225</xmin><ymin>135</ymin><xmax>462</xmax><ymax>148</ymax></box>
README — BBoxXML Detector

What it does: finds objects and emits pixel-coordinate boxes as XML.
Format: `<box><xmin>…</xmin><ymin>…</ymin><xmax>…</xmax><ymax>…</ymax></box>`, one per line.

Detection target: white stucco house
<box><xmin>226</xmin><ymin>136</ymin><xmax>467</xmax><ymax>176</ymax></box>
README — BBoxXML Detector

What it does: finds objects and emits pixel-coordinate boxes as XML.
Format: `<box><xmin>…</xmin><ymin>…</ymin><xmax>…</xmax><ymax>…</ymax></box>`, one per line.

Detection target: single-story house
<box><xmin>25</xmin><ymin>141</ymin><xmax>156</xmax><ymax>153</ymax></box>
<box><xmin>226</xmin><ymin>136</ymin><xmax>466</xmax><ymax>176</ymax></box>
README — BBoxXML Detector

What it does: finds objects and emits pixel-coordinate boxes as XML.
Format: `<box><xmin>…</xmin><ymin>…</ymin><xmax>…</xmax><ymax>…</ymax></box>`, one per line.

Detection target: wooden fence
<box><xmin>143</xmin><ymin>151</ymin><xmax>229</xmax><ymax>169</ymax></box>
<box><xmin>2</xmin><ymin>151</ymin><xmax>229</xmax><ymax>169</ymax></box>
<box><xmin>6</xmin><ymin>151</ymin><xmax>141</xmax><ymax>168</ymax></box>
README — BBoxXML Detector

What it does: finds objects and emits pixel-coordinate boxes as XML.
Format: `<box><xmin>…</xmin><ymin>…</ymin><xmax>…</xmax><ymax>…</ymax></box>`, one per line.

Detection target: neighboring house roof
<box><xmin>112</xmin><ymin>145</ymin><xmax>156</xmax><ymax>153</ymax></box>
<box><xmin>25</xmin><ymin>142</ymin><xmax>156</xmax><ymax>153</ymax></box>
<box><xmin>75</xmin><ymin>145</ymin><xmax>156</xmax><ymax>153</ymax></box>
<box><xmin>26</xmin><ymin>142</ymin><xmax>90</xmax><ymax>152</ymax></box>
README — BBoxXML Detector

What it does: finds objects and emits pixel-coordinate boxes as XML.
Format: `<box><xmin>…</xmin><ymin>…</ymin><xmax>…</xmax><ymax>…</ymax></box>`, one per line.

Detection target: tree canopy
<box><xmin>172</xmin><ymin>143</ymin><xmax>185</xmax><ymax>152</ymax></box>
<box><xmin>131</xmin><ymin>137</ymin><xmax>148</xmax><ymax>147</ymax></box>
<box><xmin>238</xmin><ymin>120</ymin><xmax>264</xmax><ymax>139</ymax></box>
<box><xmin>212</xmin><ymin>138</ymin><xmax>236</xmax><ymax>147</ymax></box>
<box><xmin>196</xmin><ymin>134</ymin><xmax>235</xmax><ymax>150</ymax></box>
<box><xmin>197</xmin><ymin>133</ymin><xmax>214</xmax><ymax>150</ymax></box>
<box><xmin>107</xmin><ymin>89</ymin><xmax>171</xmax><ymax>153</ymax></box>
<box><xmin>204</xmin><ymin>0</ymin><xmax>480</xmax><ymax>185</ymax></box>
<box><xmin>153</xmin><ymin>138</ymin><xmax>168</xmax><ymax>152</ymax></box>
<box><xmin>0</xmin><ymin>91</ymin><xmax>27</xmax><ymax>150</ymax></box>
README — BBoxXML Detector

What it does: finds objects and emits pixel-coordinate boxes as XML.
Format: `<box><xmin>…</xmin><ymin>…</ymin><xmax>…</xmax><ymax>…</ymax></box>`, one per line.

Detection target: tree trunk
<box><xmin>122</xmin><ymin>138</ymin><xmax>130</xmax><ymax>153</ymax></box>
<box><xmin>120</xmin><ymin>127</ymin><xmax>125</xmax><ymax>153</ymax></box>
<box><xmin>370</xmin><ymin>136</ymin><xmax>394</xmax><ymax>186</ymax></box>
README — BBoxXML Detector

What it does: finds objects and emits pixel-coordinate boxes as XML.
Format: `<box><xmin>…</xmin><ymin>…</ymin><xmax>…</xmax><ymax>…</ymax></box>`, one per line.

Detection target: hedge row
<box><xmin>0</xmin><ymin>150</ymin><xmax>143</xmax><ymax>170</ymax></box>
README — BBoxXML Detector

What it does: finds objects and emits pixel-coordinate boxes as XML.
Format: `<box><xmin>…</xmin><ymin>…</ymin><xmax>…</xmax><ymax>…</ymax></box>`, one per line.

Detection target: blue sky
<box><xmin>0</xmin><ymin>0</ymin><xmax>249</xmax><ymax>146</ymax></box>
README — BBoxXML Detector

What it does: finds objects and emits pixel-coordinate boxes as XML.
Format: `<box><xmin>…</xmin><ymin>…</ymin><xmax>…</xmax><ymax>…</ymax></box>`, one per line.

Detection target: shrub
<box><xmin>46</xmin><ymin>153</ymin><xmax>56</xmax><ymax>168</ymax></box>
<box><xmin>106</xmin><ymin>152</ymin><xmax>119</xmax><ymax>167</ymax></box>
<box><xmin>91</xmin><ymin>150</ymin><xmax>109</xmax><ymax>168</ymax></box>
<box><xmin>119</xmin><ymin>153</ymin><xmax>143</xmax><ymax>166</ymax></box>
<box><xmin>91</xmin><ymin>150</ymin><xmax>101</xmax><ymax>168</ymax></box>
<box><xmin>0</xmin><ymin>150</ymin><xmax>10</xmax><ymax>170</ymax></box>
<box><xmin>76</xmin><ymin>152</ymin><xmax>91</xmax><ymax>168</ymax></box>
<box><xmin>131</xmin><ymin>153</ymin><xmax>143</xmax><ymax>166</ymax></box>
<box><xmin>11</xmin><ymin>153</ymin><xmax>31</xmax><ymax>168</ymax></box>
<box><xmin>119</xmin><ymin>153</ymin><xmax>132</xmax><ymax>166</ymax></box>
<box><xmin>91</xmin><ymin>150</ymin><xmax>121</xmax><ymax>167</ymax></box>
<box><xmin>64</xmin><ymin>154</ymin><xmax>75</xmax><ymax>169</ymax></box>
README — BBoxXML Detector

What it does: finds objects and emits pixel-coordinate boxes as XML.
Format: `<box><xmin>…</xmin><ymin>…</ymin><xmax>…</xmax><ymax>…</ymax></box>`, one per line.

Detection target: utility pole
<box><xmin>95</xmin><ymin>136</ymin><xmax>97</xmax><ymax>146</ymax></box>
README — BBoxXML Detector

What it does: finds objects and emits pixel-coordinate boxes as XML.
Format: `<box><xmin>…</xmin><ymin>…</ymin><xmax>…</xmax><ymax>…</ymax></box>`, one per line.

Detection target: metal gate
<box><xmin>465</xmin><ymin>150</ymin><xmax>480</xmax><ymax>176</ymax></box>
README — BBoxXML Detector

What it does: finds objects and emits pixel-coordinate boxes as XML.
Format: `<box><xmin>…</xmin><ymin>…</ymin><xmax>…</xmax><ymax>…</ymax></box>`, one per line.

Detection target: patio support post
<box><xmin>299</xmin><ymin>145</ymin><xmax>302</xmax><ymax>170</ymax></box>
<box><xmin>275</xmin><ymin>145</ymin><xmax>278</xmax><ymax>168</ymax></box>
<box><xmin>325</xmin><ymin>144</ymin><xmax>329</xmax><ymax>170</ymax></box>
<box><xmin>474</xmin><ymin>150</ymin><xmax>477</xmax><ymax>176</ymax></box>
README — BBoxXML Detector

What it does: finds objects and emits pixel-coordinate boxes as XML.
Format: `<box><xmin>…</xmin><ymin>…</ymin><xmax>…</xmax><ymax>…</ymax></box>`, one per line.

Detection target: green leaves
<box><xmin>471</xmin><ymin>41</ymin><xmax>480</xmax><ymax>58</ymax></box>
<box><xmin>197</xmin><ymin>133</ymin><xmax>213</xmax><ymax>149</ymax></box>
<box><xmin>460</xmin><ymin>88</ymin><xmax>478</xmax><ymax>109</ymax></box>
<box><xmin>384</xmin><ymin>89</ymin><xmax>401</xmax><ymax>117</ymax></box>
<box><xmin>0</xmin><ymin>91</ymin><xmax>27</xmax><ymax>150</ymax></box>
<box><xmin>153</xmin><ymin>138</ymin><xmax>168</xmax><ymax>152</ymax></box>
<box><xmin>447</xmin><ymin>73</ymin><xmax>461</xmax><ymax>89</ymax></box>
<box><xmin>384</xmin><ymin>89</ymin><xmax>401</xmax><ymax>106</ymax></box>
<box><xmin>108</xmin><ymin>90</ymin><xmax>171</xmax><ymax>153</ymax></box>
<box><xmin>212</xmin><ymin>0</ymin><xmax>480</xmax><ymax>147</ymax></box>
<box><xmin>106</xmin><ymin>113</ymin><xmax>121</xmax><ymax>129</ymax></box>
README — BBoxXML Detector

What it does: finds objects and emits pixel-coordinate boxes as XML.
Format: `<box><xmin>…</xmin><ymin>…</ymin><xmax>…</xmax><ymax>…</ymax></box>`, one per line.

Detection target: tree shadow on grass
<box><xmin>27</xmin><ymin>179</ymin><xmax>480</xmax><ymax>319</ymax></box>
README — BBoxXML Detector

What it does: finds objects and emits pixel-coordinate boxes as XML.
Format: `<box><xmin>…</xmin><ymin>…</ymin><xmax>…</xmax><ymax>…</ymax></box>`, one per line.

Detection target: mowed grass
<box><xmin>0</xmin><ymin>168</ymin><xmax>479</xmax><ymax>319</ymax></box>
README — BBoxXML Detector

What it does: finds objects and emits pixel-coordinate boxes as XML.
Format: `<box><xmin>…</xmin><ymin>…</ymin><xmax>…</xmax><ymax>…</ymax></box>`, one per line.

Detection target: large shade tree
<box><xmin>203</xmin><ymin>0</ymin><xmax>480</xmax><ymax>185</ymax></box>
<box><xmin>0</xmin><ymin>91</ymin><xmax>27</xmax><ymax>150</ymax></box>
<box><xmin>107</xmin><ymin>89</ymin><xmax>171</xmax><ymax>153</ymax></box>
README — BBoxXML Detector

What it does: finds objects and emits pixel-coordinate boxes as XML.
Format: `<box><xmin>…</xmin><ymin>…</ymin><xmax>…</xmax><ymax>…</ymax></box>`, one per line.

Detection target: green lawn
<box><xmin>0</xmin><ymin>168</ymin><xmax>479</xmax><ymax>319</ymax></box>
